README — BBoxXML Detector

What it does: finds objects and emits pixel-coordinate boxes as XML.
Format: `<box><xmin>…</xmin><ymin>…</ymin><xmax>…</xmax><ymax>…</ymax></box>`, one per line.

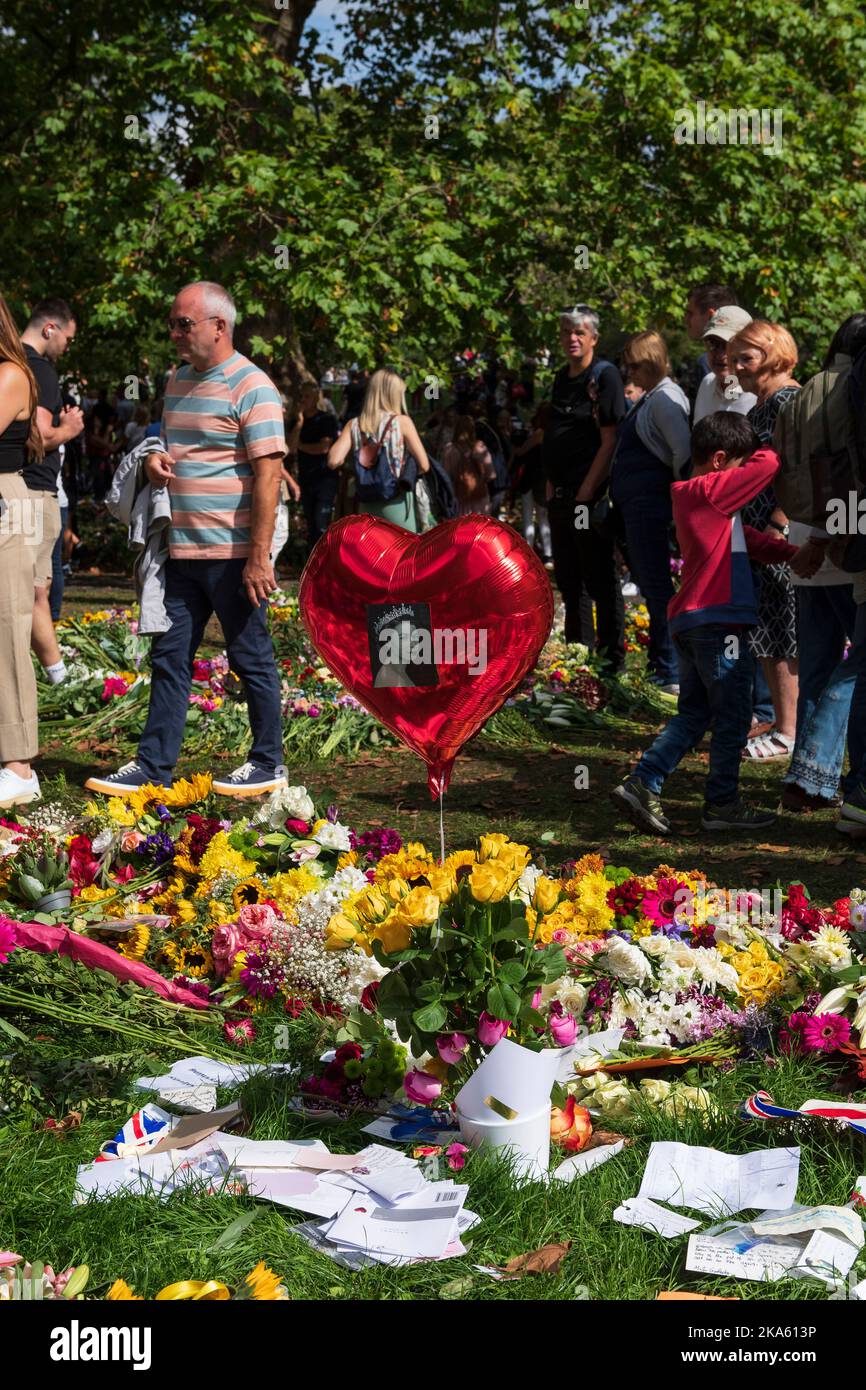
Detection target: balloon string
<box><xmin>439</xmin><ymin>788</ymin><xmax>445</xmax><ymax>865</ymax></box>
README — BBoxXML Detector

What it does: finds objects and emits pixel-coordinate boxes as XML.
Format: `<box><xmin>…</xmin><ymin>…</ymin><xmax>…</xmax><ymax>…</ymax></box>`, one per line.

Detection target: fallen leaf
<box><xmin>754</xmin><ymin>844</ymin><xmax>794</xmax><ymax>853</ymax></box>
<box><xmin>584</xmin><ymin>1130</ymin><xmax>631</xmax><ymax>1152</ymax></box>
<box><xmin>499</xmin><ymin>1240</ymin><xmax>572</xmax><ymax>1278</ymax></box>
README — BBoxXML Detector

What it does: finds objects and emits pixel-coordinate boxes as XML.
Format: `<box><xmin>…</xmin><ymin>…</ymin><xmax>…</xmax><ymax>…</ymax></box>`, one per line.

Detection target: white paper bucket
<box><xmin>457</xmin><ymin>1102</ymin><xmax>550</xmax><ymax>1181</ymax></box>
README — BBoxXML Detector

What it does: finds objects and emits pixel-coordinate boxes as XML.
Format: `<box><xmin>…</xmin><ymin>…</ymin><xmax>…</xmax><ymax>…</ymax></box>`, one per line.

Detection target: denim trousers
<box><xmin>137</xmin><ymin>558</ymin><xmax>283</xmax><ymax>785</ymax></box>
<box><xmin>785</xmin><ymin>584</ymin><xmax>858</xmax><ymax>799</ymax></box>
<box><xmin>634</xmin><ymin>624</ymin><xmax>754</xmax><ymax>804</ymax></box>
<box><xmin>843</xmin><ymin>600</ymin><xmax>866</xmax><ymax>797</ymax></box>
<box><xmin>299</xmin><ymin>462</ymin><xmax>338</xmax><ymax>551</ymax></box>
<box><xmin>617</xmin><ymin>490</ymin><xmax>677</xmax><ymax>684</ymax></box>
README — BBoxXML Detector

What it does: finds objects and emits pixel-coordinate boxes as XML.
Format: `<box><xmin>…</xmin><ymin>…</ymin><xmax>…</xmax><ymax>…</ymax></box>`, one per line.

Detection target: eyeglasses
<box><xmin>167</xmin><ymin>315</ymin><xmax>219</xmax><ymax>333</ymax></box>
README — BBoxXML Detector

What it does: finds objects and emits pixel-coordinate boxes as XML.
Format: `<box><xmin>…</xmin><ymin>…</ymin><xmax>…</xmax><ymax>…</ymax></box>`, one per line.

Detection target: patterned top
<box><xmin>350</xmin><ymin>414</ymin><xmax>405</xmax><ymax>477</ymax></box>
<box><xmin>743</xmin><ymin>385</ymin><xmax>800</xmax><ymax>527</ymax></box>
<box><xmin>164</xmin><ymin>351</ymin><xmax>286</xmax><ymax>560</ymax></box>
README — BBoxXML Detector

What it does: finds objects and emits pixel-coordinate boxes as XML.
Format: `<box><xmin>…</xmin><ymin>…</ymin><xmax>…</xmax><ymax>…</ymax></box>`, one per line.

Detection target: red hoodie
<box><xmin>668</xmin><ymin>448</ymin><xmax>798</xmax><ymax>636</ymax></box>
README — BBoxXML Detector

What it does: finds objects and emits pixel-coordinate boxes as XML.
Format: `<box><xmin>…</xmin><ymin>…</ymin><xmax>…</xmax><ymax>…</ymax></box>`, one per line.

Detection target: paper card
<box><xmin>685</xmin><ymin>1234</ymin><xmax>804</xmax><ymax>1281</ymax></box>
<box><xmin>74</xmin><ymin>1143</ymin><xmax>232</xmax><ymax>1204</ymax></box>
<box><xmin>354</xmin><ymin>1165</ymin><xmax>430</xmax><ymax>1204</ymax></box>
<box><xmin>244</xmin><ymin>1172</ymin><xmax>350</xmax><ymax>1220</ymax></box>
<box><xmin>789</xmin><ymin>1230</ymin><xmax>860</xmax><ymax>1286</ymax></box>
<box><xmin>639</xmin><ymin>1142</ymin><xmax>800</xmax><ymax>1216</ymax></box>
<box><xmin>614</xmin><ymin>1197</ymin><xmax>702</xmax><ymax>1238</ymax></box>
<box><xmin>291</xmin><ymin>1221</ymin><xmax>375</xmax><ymax>1270</ymax></box>
<box><xmin>551</xmin><ymin>1140</ymin><xmax>625</xmax><ymax>1183</ymax></box>
<box><xmin>146</xmin><ymin>1102</ymin><xmax>241</xmax><ymax>1154</ymax></box>
<box><xmin>456</xmin><ymin>1038</ymin><xmax>560</xmax><ymax>1121</ymax></box>
<box><xmin>156</xmin><ymin>1084</ymin><xmax>217</xmax><ymax>1114</ymax></box>
<box><xmin>360</xmin><ymin>1115</ymin><xmax>460</xmax><ymax>1144</ymax></box>
<box><xmin>325</xmin><ymin>1184</ymin><xmax>468</xmax><ymax>1260</ymax></box>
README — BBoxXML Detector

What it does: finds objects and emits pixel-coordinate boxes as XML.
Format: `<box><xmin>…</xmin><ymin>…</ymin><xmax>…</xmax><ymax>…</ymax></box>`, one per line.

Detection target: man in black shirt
<box><xmin>21</xmin><ymin>298</ymin><xmax>84</xmax><ymax>685</ymax></box>
<box><xmin>543</xmin><ymin>306</ymin><xmax>625</xmax><ymax>668</ymax></box>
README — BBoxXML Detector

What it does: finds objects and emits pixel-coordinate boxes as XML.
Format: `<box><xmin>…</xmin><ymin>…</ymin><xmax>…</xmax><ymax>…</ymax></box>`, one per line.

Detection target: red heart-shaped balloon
<box><xmin>299</xmin><ymin>515</ymin><xmax>554</xmax><ymax>796</ymax></box>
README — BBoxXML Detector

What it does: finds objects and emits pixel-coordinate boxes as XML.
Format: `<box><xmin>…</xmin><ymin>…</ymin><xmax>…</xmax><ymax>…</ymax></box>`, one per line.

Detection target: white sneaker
<box><xmin>0</xmin><ymin>767</ymin><xmax>41</xmax><ymax>809</ymax></box>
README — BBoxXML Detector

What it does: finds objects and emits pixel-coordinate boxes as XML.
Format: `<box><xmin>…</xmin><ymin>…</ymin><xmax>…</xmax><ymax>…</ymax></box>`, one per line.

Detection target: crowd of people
<box><xmin>0</xmin><ymin>279</ymin><xmax>863</xmax><ymax>842</ymax></box>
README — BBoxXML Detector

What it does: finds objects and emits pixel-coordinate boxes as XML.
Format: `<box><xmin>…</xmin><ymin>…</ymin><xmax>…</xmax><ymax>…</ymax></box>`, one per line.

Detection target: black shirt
<box><xmin>24</xmin><ymin>345</ymin><xmax>63</xmax><ymax>493</ymax></box>
<box><xmin>294</xmin><ymin>410</ymin><xmax>337</xmax><ymax>473</ymax></box>
<box><xmin>342</xmin><ymin>382</ymin><xmax>365</xmax><ymax>420</ymax></box>
<box><xmin>543</xmin><ymin>359</ymin><xmax>625</xmax><ymax>490</ymax></box>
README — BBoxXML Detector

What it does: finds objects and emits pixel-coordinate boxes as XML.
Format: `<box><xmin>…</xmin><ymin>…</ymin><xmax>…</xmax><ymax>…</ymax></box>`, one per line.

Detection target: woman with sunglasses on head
<box><xmin>729</xmin><ymin>320</ymin><xmax>800</xmax><ymax>761</ymax></box>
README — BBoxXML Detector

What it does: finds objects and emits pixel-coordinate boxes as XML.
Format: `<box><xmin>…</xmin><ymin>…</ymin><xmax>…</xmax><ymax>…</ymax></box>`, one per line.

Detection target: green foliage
<box><xmin>2</xmin><ymin>1</ymin><xmax>864</xmax><ymax>390</ymax></box>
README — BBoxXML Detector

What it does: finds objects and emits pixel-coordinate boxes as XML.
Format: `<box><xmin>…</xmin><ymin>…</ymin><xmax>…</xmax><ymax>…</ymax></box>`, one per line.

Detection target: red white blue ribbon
<box><xmin>742</xmin><ymin>1089</ymin><xmax>866</xmax><ymax>1135</ymax></box>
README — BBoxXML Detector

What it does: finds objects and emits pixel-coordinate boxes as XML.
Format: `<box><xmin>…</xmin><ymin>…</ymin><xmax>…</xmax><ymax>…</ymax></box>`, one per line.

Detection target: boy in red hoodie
<box><xmin>612</xmin><ymin>412</ymin><xmax>817</xmax><ymax>834</ymax></box>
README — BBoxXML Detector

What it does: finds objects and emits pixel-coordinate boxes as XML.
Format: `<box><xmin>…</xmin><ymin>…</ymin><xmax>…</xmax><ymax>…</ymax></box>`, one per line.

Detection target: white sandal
<box><xmin>742</xmin><ymin>731</ymin><xmax>795</xmax><ymax>761</ymax></box>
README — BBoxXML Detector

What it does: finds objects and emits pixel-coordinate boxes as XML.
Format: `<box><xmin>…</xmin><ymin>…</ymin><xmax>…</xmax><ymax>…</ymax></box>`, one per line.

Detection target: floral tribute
<box><xmin>0</xmin><ymin>783</ymin><xmax>864</xmax><ymax>1111</ymax></box>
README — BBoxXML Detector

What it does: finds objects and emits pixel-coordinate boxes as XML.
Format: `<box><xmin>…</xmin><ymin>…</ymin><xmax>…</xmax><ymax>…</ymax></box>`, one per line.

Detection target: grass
<box><xmin>3</xmin><ymin>573</ymin><xmax>864</xmax><ymax>1300</ymax></box>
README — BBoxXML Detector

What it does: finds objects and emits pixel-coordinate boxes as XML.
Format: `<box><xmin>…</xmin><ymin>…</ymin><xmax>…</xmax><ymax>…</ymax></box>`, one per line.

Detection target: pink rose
<box><xmin>436</xmin><ymin>1032</ymin><xmax>470</xmax><ymax>1066</ymax></box>
<box><xmin>549</xmin><ymin>1003</ymin><xmax>578</xmax><ymax>1047</ymax></box>
<box><xmin>211</xmin><ymin>923</ymin><xmax>243</xmax><ymax>976</ymax></box>
<box><xmin>445</xmin><ymin>1141</ymin><xmax>469</xmax><ymax>1172</ymax></box>
<box><xmin>477</xmin><ymin>1011</ymin><xmax>510</xmax><ymax>1047</ymax></box>
<box><xmin>284</xmin><ymin>818</ymin><xmax>310</xmax><ymax>836</ymax></box>
<box><xmin>120</xmin><ymin>830</ymin><xmax>145</xmax><ymax>853</ymax></box>
<box><xmin>237</xmin><ymin>902</ymin><xmax>277</xmax><ymax>940</ymax></box>
<box><xmin>403</xmin><ymin>1068</ymin><xmax>443</xmax><ymax>1105</ymax></box>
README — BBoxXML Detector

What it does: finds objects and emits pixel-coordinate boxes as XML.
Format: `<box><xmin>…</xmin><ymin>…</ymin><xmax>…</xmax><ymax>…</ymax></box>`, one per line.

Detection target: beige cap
<box><xmin>702</xmin><ymin>305</ymin><xmax>753</xmax><ymax>342</ymax></box>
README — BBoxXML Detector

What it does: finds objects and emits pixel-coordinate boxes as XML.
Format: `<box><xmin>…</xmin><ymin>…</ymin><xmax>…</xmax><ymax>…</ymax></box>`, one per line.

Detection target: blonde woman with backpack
<box><xmin>327</xmin><ymin>368</ymin><xmax>430</xmax><ymax>533</ymax></box>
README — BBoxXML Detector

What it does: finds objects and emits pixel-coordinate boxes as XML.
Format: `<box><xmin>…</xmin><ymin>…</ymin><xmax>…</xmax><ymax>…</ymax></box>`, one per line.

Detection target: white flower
<box><xmin>807</xmin><ymin>925</ymin><xmax>853</xmax><ymax>972</ymax></box>
<box><xmin>555</xmin><ymin>977</ymin><xmax>588</xmax><ymax>1018</ymax></box>
<box><xmin>599</xmin><ymin>936</ymin><xmax>653</xmax><ymax>986</ymax></box>
<box><xmin>608</xmin><ymin>989</ymin><xmax>646</xmax><ymax>1030</ymax></box>
<box><xmin>516</xmin><ymin>864</ymin><xmax>542</xmax><ymax>901</ymax></box>
<box><xmin>640</xmin><ymin>934</ymin><xmax>672</xmax><ymax>960</ymax></box>
<box><xmin>255</xmin><ymin>784</ymin><xmax>315</xmax><ymax>829</ymax></box>
<box><xmin>710</xmin><ymin>913</ymin><xmax>750</xmax><ymax>948</ymax></box>
<box><xmin>639</xmin><ymin>1021</ymin><xmax>671</xmax><ymax>1046</ymax></box>
<box><xmin>850</xmin><ymin>902</ymin><xmax>866</xmax><ymax>930</ymax></box>
<box><xmin>313</xmin><ymin>821</ymin><xmax>352</xmax><ymax>852</ymax></box>
<box><xmin>689</xmin><ymin>947</ymin><xmax>740</xmax><ymax>994</ymax></box>
<box><xmin>91</xmin><ymin>827</ymin><xmax>115</xmax><ymax>856</ymax></box>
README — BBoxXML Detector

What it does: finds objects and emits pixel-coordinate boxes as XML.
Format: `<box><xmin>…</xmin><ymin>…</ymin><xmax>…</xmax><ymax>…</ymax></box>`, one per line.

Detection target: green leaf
<box><xmin>412</xmin><ymin>1001</ymin><xmax>448</xmax><ymax>1033</ymax></box>
<box><xmin>206</xmin><ymin>1208</ymin><xmax>263</xmax><ymax>1254</ymax></box>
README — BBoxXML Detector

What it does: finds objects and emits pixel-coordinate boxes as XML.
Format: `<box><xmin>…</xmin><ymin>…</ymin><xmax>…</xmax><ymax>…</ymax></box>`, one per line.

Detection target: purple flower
<box><xmin>156</xmin><ymin>804</ymin><xmax>171</xmax><ymax>822</ymax></box>
<box><xmin>307</xmin><ymin>705</ymin><xmax>321</xmax><ymax>718</ymax></box>
<box><xmin>143</xmin><ymin>831</ymin><xmax>175</xmax><ymax>865</ymax></box>
<box><xmin>326</xmin><ymin>804</ymin><xmax>339</xmax><ymax>823</ymax></box>
<box><xmin>349</xmin><ymin>828</ymin><xmax>403</xmax><ymax>863</ymax></box>
<box><xmin>239</xmin><ymin>949</ymin><xmax>285</xmax><ymax>999</ymax></box>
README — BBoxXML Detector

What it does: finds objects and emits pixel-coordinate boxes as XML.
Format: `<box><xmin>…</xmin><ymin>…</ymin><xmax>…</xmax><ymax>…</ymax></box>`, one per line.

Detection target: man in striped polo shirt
<box><xmin>86</xmin><ymin>281</ymin><xmax>289</xmax><ymax>797</ymax></box>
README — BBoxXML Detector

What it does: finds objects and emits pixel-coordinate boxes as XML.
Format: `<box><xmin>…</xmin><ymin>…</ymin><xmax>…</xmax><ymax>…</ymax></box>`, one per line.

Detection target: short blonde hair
<box><xmin>359</xmin><ymin>368</ymin><xmax>407</xmax><ymax>436</ymax></box>
<box><xmin>728</xmin><ymin>319</ymin><xmax>798</xmax><ymax>378</ymax></box>
<box><xmin>622</xmin><ymin>330</ymin><xmax>671</xmax><ymax>384</ymax></box>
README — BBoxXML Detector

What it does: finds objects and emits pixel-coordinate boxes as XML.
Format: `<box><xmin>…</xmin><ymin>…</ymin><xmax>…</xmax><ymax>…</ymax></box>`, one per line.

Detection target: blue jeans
<box><xmin>752</xmin><ymin>663</ymin><xmax>774</xmax><ymax>725</ymax></box>
<box><xmin>785</xmin><ymin>585</ymin><xmax>858</xmax><ymax>799</ymax></box>
<box><xmin>618</xmin><ymin>490</ymin><xmax>676</xmax><ymax>684</ymax></box>
<box><xmin>634</xmin><ymin>624</ymin><xmax>754</xmax><ymax>805</ymax></box>
<box><xmin>299</xmin><ymin>463</ymin><xmax>338</xmax><ymax>551</ymax></box>
<box><xmin>137</xmin><ymin>558</ymin><xmax>283</xmax><ymax>785</ymax></box>
<box><xmin>49</xmin><ymin>505</ymin><xmax>68</xmax><ymax>623</ymax></box>
<box><xmin>843</xmin><ymin>601</ymin><xmax>866</xmax><ymax>796</ymax></box>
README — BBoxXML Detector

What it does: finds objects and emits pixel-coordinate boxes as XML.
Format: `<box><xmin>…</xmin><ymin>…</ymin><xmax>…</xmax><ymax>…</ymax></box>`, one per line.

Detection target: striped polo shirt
<box><xmin>163</xmin><ymin>351</ymin><xmax>286</xmax><ymax>560</ymax></box>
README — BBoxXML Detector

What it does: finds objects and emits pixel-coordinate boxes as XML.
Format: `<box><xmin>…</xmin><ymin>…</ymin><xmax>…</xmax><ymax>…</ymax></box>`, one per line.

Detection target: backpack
<box><xmin>585</xmin><ymin>358</ymin><xmax>613</xmax><ymax>426</ymax></box>
<box><xmin>774</xmin><ymin>358</ymin><xmax>866</xmax><ymax>570</ymax></box>
<box><xmin>353</xmin><ymin>414</ymin><xmax>400</xmax><ymax>502</ymax></box>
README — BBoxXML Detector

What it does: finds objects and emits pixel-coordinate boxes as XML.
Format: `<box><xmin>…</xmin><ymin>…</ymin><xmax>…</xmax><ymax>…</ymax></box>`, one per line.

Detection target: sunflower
<box><xmin>231</xmin><ymin>877</ymin><xmax>268</xmax><ymax>911</ymax></box>
<box><xmin>174</xmin><ymin>944</ymin><xmax>213</xmax><ymax>979</ymax></box>
<box><xmin>117</xmin><ymin>926</ymin><xmax>151</xmax><ymax>961</ymax></box>
<box><xmin>161</xmin><ymin>773</ymin><xmax>213</xmax><ymax>809</ymax></box>
<box><xmin>243</xmin><ymin>1261</ymin><xmax>288</xmax><ymax>1300</ymax></box>
<box><xmin>106</xmin><ymin>1279</ymin><xmax>143</xmax><ymax>1300</ymax></box>
<box><xmin>336</xmin><ymin>849</ymin><xmax>358</xmax><ymax>870</ymax></box>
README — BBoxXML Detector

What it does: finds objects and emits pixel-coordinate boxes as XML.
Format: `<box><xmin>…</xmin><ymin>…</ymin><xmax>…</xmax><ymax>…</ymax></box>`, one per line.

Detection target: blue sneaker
<box><xmin>84</xmin><ymin>760</ymin><xmax>160</xmax><ymax>795</ymax></box>
<box><xmin>212</xmin><ymin>762</ymin><xmax>288</xmax><ymax>798</ymax></box>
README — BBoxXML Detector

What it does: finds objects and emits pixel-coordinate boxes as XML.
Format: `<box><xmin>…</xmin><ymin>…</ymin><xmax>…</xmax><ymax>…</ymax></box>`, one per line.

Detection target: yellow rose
<box><xmin>748</xmin><ymin>940</ymin><xmax>769</xmax><ymax>961</ymax></box>
<box><xmin>392</xmin><ymin>886</ymin><xmax>440</xmax><ymax>929</ymax></box>
<box><xmin>324</xmin><ymin>913</ymin><xmax>360</xmax><ymax>950</ymax></box>
<box><xmin>477</xmin><ymin>833</ymin><xmax>511</xmax><ymax>861</ymax></box>
<box><xmin>426</xmin><ymin>866</ymin><xmax>456</xmax><ymax>902</ymax></box>
<box><xmin>739</xmin><ymin>965</ymin><xmax>770</xmax><ymax>992</ymax></box>
<box><xmin>732</xmin><ymin>952</ymin><xmax>753</xmax><ymax>973</ymax></box>
<box><xmin>372</xmin><ymin>912</ymin><xmax>413</xmax><ymax>954</ymax></box>
<box><xmin>533</xmin><ymin>876</ymin><xmax>562</xmax><ymax>915</ymax></box>
<box><xmin>468</xmin><ymin>861</ymin><xmax>513</xmax><ymax>903</ymax></box>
